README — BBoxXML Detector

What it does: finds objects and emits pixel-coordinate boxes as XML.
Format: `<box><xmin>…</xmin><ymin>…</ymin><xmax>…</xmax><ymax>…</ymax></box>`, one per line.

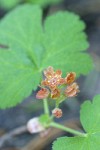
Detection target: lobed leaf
<box><xmin>43</xmin><ymin>11</ymin><xmax>92</xmax><ymax>76</ymax></box>
<box><xmin>0</xmin><ymin>5</ymin><xmax>92</xmax><ymax>108</ymax></box>
<box><xmin>53</xmin><ymin>95</ymin><xmax>100</xmax><ymax>150</ymax></box>
<box><xmin>80</xmin><ymin>95</ymin><xmax>100</xmax><ymax>134</ymax></box>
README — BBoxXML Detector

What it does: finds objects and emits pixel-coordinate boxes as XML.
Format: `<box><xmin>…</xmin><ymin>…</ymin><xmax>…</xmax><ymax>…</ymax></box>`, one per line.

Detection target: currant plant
<box><xmin>0</xmin><ymin>4</ymin><xmax>99</xmax><ymax>150</ymax></box>
<box><xmin>27</xmin><ymin>66</ymin><xmax>84</xmax><ymax>136</ymax></box>
<box><xmin>0</xmin><ymin>5</ymin><xmax>92</xmax><ymax>108</ymax></box>
<box><xmin>27</xmin><ymin>68</ymin><xmax>100</xmax><ymax>150</ymax></box>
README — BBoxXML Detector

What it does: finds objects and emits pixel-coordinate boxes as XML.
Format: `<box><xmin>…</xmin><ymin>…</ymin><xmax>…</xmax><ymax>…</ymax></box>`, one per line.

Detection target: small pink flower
<box><xmin>44</xmin><ymin>66</ymin><xmax>54</xmax><ymax>79</ymax></box>
<box><xmin>41</xmin><ymin>66</ymin><xmax>64</xmax><ymax>89</ymax></box>
<box><xmin>36</xmin><ymin>88</ymin><xmax>49</xmax><ymax>99</ymax></box>
<box><xmin>51</xmin><ymin>88</ymin><xmax>60</xmax><ymax>99</ymax></box>
<box><xmin>65</xmin><ymin>72</ymin><xmax>76</xmax><ymax>84</ymax></box>
<box><xmin>52</xmin><ymin>108</ymin><xmax>62</xmax><ymax>118</ymax></box>
<box><xmin>65</xmin><ymin>82</ymin><xmax>79</xmax><ymax>97</ymax></box>
<box><xmin>27</xmin><ymin>117</ymin><xmax>45</xmax><ymax>134</ymax></box>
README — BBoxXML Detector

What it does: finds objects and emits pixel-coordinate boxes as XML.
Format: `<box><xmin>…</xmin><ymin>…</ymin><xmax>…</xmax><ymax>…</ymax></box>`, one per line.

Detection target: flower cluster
<box><xmin>36</xmin><ymin>66</ymin><xmax>79</xmax><ymax>99</ymax></box>
<box><xmin>36</xmin><ymin>66</ymin><xmax>79</xmax><ymax>118</ymax></box>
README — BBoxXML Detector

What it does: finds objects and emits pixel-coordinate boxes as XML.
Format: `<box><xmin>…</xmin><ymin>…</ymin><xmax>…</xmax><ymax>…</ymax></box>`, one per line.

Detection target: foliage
<box><xmin>0</xmin><ymin>5</ymin><xmax>92</xmax><ymax>108</ymax></box>
<box><xmin>53</xmin><ymin>95</ymin><xmax>100</xmax><ymax>150</ymax></box>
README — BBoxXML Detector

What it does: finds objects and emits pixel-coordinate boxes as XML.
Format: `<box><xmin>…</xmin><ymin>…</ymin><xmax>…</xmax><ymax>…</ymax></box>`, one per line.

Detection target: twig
<box><xmin>0</xmin><ymin>125</ymin><xmax>27</xmax><ymax>148</ymax></box>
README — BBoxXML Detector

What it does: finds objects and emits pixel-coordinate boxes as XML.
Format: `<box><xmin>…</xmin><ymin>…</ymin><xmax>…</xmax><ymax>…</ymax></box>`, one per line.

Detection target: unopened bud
<box><xmin>52</xmin><ymin>108</ymin><xmax>62</xmax><ymax>118</ymax></box>
<box><xmin>27</xmin><ymin>117</ymin><xmax>45</xmax><ymax>133</ymax></box>
<box><xmin>65</xmin><ymin>72</ymin><xmax>76</xmax><ymax>84</ymax></box>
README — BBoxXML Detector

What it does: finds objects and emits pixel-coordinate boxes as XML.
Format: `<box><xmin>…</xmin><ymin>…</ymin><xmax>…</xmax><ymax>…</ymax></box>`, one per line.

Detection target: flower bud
<box><xmin>41</xmin><ymin>66</ymin><xmax>65</xmax><ymax>89</ymax></box>
<box><xmin>52</xmin><ymin>108</ymin><xmax>62</xmax><ymax>118</ymax></box>
<box><xmin>36</xmin><ymin>88</ymin><xmax>49</xmax><ymax>99</ymax></box>
<box><xmin>65</xmin><ymin>72</ymin><xmax>76</xmax><ymax>84</ymax></box>
<box><xmin>51</xmin><ymin>88</ymin><xmax>60</xmax><ymax>99</ymax></box>
<box><xmin>27</xmin><ymin>117</ymin><xmax>45</xmax><ymax>134</ymax></box>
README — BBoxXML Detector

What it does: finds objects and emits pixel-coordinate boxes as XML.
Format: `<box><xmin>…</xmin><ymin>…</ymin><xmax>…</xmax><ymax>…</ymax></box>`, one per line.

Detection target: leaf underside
<box><xmin>53</xmin><ymin>95</ymin><xmax>100</xmax><ymax>150</ymax></box>
<box><xmin>0</xmin><ymin>5</ymin><xmax>92</xmax><ymax>108</ymax></box>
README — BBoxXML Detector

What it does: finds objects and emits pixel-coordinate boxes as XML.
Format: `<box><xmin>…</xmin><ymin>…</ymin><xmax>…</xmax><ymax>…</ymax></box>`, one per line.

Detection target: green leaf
<box><xmin>0</xmin><ymin>5</ymin><xmax>43</xmax><ymax>108</ymax></box>
<box><xmin>43</xmin><ymin>11</ymin><xmax>92</xmax><ymax>76</ymax></box>
<box><xmin>0</xmin><ymin>49</ymin><xmax>40</xmax><ymax>108</ymax></box>
<box><xmin>0</xmin><ymin>5</ymin><xmax>92</xmax><ymax>108</ymax></box>
<box><xmin>80</xmin><ymin>95</ymin><xmax>100</xmax><ymax>134</ymax></box>
<box><xmin>53</xmin><ymin>95</ymin><xmax>100</xmax><ymax>150</ymax></box>
<box><xmin>0</xmin><ymin>5</ymin><xmax>43</xmax><ymax>66</ymax></box>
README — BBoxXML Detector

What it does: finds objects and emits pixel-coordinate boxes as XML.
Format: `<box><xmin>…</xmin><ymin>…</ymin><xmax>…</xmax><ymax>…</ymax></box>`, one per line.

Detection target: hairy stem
<box><xmin>50</xmin><ymin>122</ymin><xmax>87</xmax><ymax>137</ymax></box>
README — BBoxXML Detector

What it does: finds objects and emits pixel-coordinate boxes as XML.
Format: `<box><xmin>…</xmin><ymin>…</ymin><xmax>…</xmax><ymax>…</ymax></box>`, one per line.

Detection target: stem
<box><xmin>43</xmin><ymin>99</ymin><xmax>49</xmax><ymax>115</ymax></box>
<box><xmin>50</xmin><ymin>122</ymin><xmax>87</xmax><ymax>137</ymax></box>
